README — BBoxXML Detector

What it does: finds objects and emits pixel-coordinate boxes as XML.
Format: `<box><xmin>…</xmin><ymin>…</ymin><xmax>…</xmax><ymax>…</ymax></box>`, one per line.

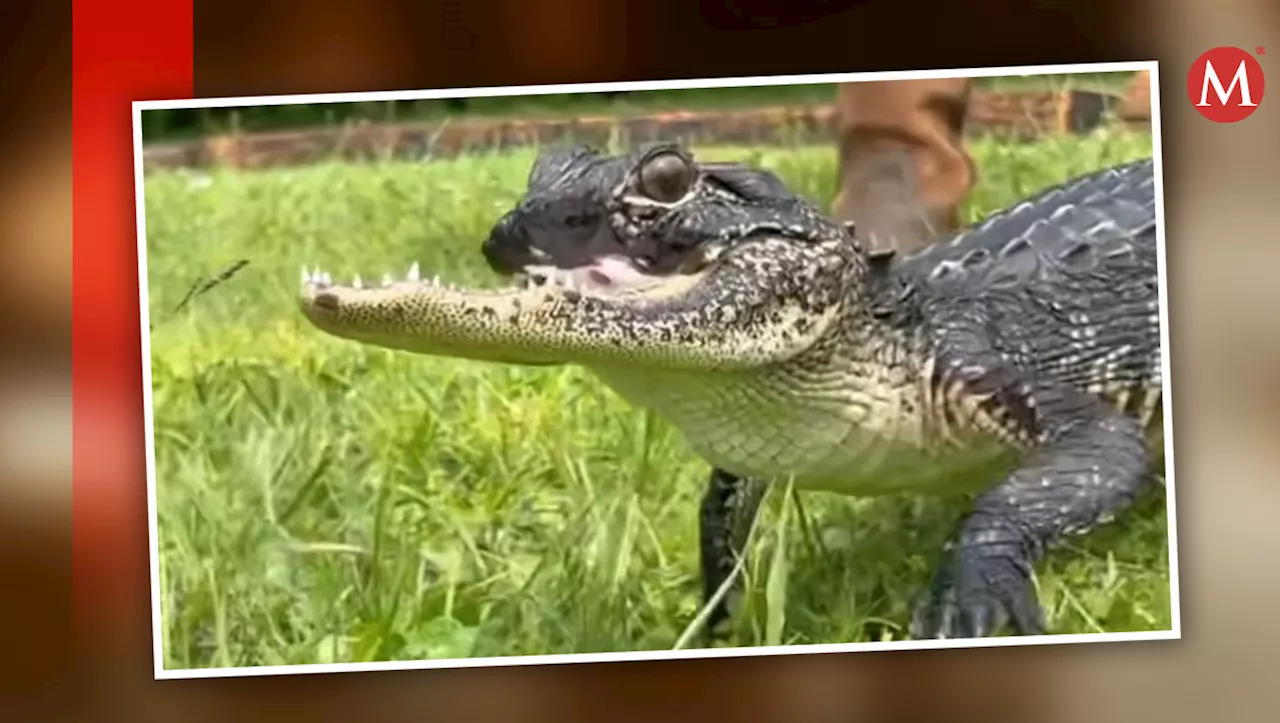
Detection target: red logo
<box><xmin>1188</xmin><ymin>46</ymin><xmax>1265</xmax><ymax>122</ymax></box>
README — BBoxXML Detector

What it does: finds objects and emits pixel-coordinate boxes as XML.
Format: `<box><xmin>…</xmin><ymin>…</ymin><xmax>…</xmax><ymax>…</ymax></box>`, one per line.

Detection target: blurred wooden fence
<box><xmin>141</xmin><ymin>87</ymin><xmax>1153</xmax><ymax>172</ymax></box>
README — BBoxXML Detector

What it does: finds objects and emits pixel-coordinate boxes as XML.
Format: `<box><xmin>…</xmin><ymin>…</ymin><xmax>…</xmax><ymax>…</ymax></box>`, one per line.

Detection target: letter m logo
<box><xmin>1188</xmin><ymin>47</ymin><xmax>1266</xmax><ymax>122</ymax></box>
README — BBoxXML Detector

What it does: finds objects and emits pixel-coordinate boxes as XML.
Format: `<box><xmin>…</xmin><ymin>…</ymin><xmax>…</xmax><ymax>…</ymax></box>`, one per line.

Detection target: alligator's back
<box><xmin>898</xmin><ymin>158</ymin><xmax>1156</xmax><ymax>280</ymax></box>
<box><xmin>886</xmin><ymin>158</ymin><xmax>1163</xmax><ymax>426</ymax></box>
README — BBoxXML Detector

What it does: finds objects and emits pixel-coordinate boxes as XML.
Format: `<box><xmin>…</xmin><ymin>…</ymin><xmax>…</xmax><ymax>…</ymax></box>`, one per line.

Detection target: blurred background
<box><xmin>139</xmin><ymin>71</ymin><xmax>1135</xmax><ymax>139</ymax></box>
<box><xmin>136</xmin><ymin>71</ymin><xmax>1144</xmax><ymax>163</ymax></box>
<box><xmin>7</xmin><ymin>0</ymin><xmax>1280</xmax><ymax>720</ymax></box>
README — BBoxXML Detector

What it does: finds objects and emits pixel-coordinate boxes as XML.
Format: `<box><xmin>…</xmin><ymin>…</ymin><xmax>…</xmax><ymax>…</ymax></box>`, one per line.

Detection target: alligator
<box><xmin>298</xmin><ymin>142</ymin><xmax>1165</xmax><ymax>642</ymax></box>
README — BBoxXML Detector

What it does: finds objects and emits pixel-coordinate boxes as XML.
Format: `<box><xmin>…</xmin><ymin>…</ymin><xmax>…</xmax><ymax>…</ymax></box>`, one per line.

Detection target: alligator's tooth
<box><xmin>382</xmin><ymin>273</ymin><xmax>394</xmax><ymax>287</ymax></box>
<box><xmin>407</xmin><ymin>261</ymin><xmax>421</xmax><ymax>282</ymax></box>
<box><xmin>321</xmin><ymin>272</ymin><xmax>332</xmax><ymax>286</ymax></box>
<box><xmin>352</xmin><ymin>274</ymin><xmax>363</xmax><ymax>289</ymax></box>
<box><xmin>430</xmin><ymin>275</ymin><xmax>440</xmax><ymax>287</ymax></box>
<box><xmin>301</xmin><ymin>266</ymin><xmax>310</xmax><ymax>286</ymax></box>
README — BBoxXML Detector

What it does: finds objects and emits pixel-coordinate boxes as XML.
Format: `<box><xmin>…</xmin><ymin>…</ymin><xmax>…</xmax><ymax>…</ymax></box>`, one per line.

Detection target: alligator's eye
<box><xmin>638</xmin><ymin>151</ymin><xmax>695</xmax><ymax>203</ymax></box>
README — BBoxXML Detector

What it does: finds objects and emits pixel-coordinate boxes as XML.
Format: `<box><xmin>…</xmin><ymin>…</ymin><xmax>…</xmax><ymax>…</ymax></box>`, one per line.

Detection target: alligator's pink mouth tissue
<box><xmin>520</xmin><ymin>254</ymin><xmax>684</xmax><ymax>295</ymax></box>
<box><xmin>578</xmin><ymin>255</ymin><xmax>661</xmax><ymax>288</ymax></box>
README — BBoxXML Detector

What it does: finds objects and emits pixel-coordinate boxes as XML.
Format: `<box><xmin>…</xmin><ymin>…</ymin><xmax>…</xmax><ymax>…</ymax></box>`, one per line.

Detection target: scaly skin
<box><xmin>298</xmin><ymin>143</ymin><xmax>1164</xmax><ymax>642</ymax></box>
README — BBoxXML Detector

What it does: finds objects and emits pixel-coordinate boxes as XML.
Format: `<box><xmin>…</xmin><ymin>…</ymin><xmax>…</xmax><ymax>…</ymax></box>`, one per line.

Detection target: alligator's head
<box><xmin>298</xmin><ymin>143</ymin><xmax>869</xmax><ymax>372</ymax></box>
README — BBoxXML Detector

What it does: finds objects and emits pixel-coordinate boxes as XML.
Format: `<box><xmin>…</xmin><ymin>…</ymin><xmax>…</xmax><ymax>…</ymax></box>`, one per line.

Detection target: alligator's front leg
<box><xmin>911</xmin><ymin>365</ymin><xmax>1153</xmax><ymax>639</ymax></box>
<box><xmin>699</xmin><ymin>468</ymin><xmax>768</xmax><ymax>645</ymax></box>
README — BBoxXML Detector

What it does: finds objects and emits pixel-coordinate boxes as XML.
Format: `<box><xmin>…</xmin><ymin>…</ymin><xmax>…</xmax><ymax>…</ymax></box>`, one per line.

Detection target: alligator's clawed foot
<box><xmin>909</xmin><ymin>553</ymin><xmax>1046</xmax><ymax>640</ymax></box>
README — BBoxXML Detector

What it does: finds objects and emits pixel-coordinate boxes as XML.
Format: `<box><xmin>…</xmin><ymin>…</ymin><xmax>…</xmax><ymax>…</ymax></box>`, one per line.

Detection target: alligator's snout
<box><xmin>482</xmin><ymin>204</ymin><xmax>628</xmax><ymax>276</ymax></box>
<box><xmin>299</xmin><ymin>231</ymin><xmax>845</xmax><ymax>374</ymax></box>
<box><xmin>480</xmin><ymin>211</ymin><xmax>539</xmax><ymax>274</ymax></box>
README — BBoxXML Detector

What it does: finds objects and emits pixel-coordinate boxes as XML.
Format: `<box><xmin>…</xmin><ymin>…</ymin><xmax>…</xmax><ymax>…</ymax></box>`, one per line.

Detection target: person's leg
<box><xmin>832</xmin><ymin>78</ymin><xmax>975</xmax><ymax>254</ymax></box>
<box><xmin>1117</xmin><ymin>69</ymin><xmax>1153</xmax><ymax>122</ymax></box>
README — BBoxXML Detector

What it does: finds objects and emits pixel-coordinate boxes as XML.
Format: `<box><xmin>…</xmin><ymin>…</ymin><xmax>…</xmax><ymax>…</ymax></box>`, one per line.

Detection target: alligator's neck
<box><xmin>584</xmin><ymin>303</ymin><xmax>934</xmax><ymax>485</ymax></box>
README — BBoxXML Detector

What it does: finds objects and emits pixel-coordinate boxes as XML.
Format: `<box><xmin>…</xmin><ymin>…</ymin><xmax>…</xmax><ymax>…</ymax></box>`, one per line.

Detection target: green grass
<box><xmin>144</xmin><ymin>128</ymin><xmax>1169</xmax><ymax>670</ymax></box>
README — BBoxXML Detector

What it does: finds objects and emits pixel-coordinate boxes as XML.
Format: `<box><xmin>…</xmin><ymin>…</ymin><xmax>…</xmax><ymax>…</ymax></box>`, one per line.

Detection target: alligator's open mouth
<box><xmin>298</xmin><ymin>238</ymin><xmax>841</xmax><ymax>372</ymax></box>
<box><xmin>303</xmin><ymin>250</ymin><xmax>710</xmax><ymax>323</ymax></box>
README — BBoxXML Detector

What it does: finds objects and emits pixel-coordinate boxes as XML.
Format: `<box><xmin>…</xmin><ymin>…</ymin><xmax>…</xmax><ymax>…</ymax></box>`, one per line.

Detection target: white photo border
<box><xmin>132</xmin><ymin>59</ymin><xmax>1177</xmax><ymax>681</ymax></box>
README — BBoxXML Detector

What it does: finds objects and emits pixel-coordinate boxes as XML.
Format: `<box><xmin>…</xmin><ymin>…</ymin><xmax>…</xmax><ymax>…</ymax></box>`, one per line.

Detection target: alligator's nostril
<box><xmin>314</xmin><ymin>292</ymin><xmax>340</xmax><ymax>311</ymax></box>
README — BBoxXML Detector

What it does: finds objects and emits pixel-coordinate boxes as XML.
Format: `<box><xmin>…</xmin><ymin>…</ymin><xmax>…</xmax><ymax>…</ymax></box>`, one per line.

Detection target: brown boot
<box><xmin>1116</xmin><ymin>69</ymin><xmax>1153</xmax><ymax>123</ymax></box>
<box><xmin>832</xmin><ymin>78</ymin><xmax>976</xmax><ymax>255</ymax></box>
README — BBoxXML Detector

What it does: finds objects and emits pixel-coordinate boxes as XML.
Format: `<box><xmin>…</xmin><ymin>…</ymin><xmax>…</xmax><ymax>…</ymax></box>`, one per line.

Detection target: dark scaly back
<box><xmin>895</xmin><ymin>157</ymin><xmax>1155</xmax><ymax>278</ymax></box>
<box><xmin>879</xmin><ymin>157</ymin><xmax>1162</xmax><ymax>425</ymax></box>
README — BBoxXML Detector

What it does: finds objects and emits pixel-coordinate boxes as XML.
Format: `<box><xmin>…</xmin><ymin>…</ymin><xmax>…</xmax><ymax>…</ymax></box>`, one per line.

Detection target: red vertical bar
<box><xmin>71</xmin><ymin>0</ymin><xmax>193</xmax><ymax>655</ymax></box>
